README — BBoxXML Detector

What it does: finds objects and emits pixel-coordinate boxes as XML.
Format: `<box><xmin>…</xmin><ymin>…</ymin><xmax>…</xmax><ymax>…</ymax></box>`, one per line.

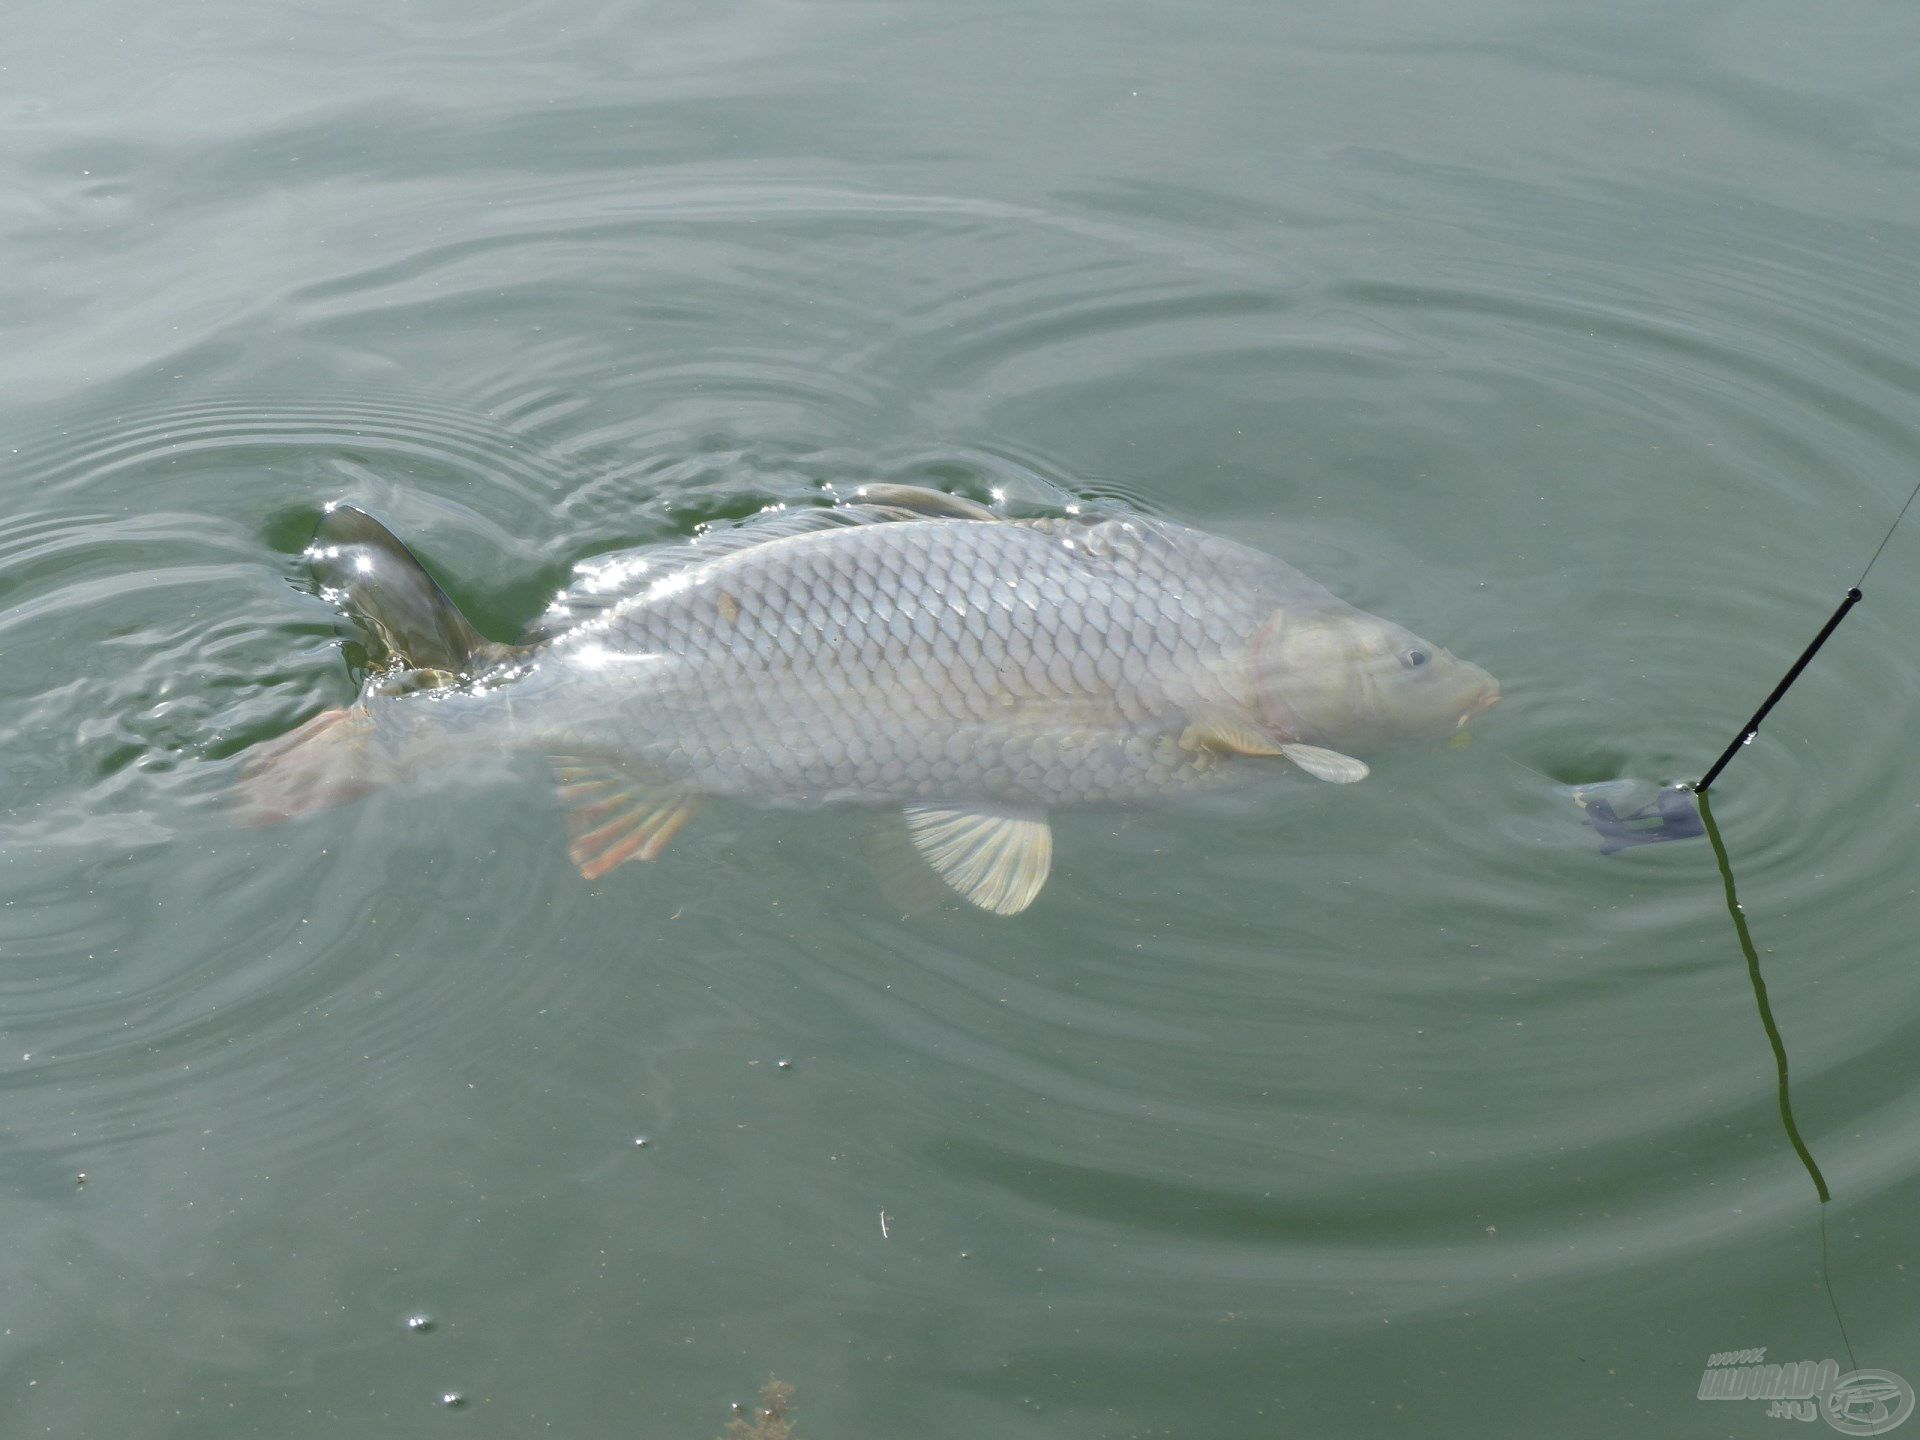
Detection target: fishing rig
<box><xmin>1563</xmin><ymin>471</ymin><xmax>1920</xmax><ymax>1377</ymax></box>
<box><xmin>1580</xmin><ymin>470</ymin><xmax>1920</xmax><ymax>841</ymax></box>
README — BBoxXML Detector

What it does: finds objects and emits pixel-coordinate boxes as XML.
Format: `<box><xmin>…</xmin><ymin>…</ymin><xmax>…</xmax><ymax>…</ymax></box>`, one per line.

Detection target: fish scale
<box><xmin>523</xmin><ymin>516</ymin><xmax>1265</xmax><ymax>806</ymax></box>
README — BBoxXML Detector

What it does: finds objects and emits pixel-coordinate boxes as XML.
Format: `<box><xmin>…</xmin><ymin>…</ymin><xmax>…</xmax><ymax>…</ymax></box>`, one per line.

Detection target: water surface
<box><xmin>4</xmin><ymin>1</ymin><xmax>1920</xmax><ymax>1436</ymax></box>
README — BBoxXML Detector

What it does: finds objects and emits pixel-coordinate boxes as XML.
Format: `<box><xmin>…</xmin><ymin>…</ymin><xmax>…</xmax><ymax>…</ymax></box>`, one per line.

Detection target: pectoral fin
<box><xmin>1178</xmin><ymin>710</ymin><xmax>1284</xmax><ymax>757</ymax></box>
<box><xmin>1279</xmin><ymin>743</ymin><xmax>1369</xmax><ymax>783</ymax></box>
<box><xmin>903</xmin><ymin>804</ymin><xmax>1052</xmax><ymax>915</ymax></box>
<box><xmin>549</xmin><ymin>756</ymin><xmax>703</xmax><ymax>879</ymax></box>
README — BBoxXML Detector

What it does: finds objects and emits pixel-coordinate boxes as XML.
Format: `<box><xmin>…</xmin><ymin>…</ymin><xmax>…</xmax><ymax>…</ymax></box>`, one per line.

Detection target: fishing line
<box><xmin>1699</xmin><ymin>790</ymin><xmax>1856</xmax><ymax>1373</ymax></box>
<box><xmin>1547</xmin><ymin>469</ymin><xmax>1920</xmax><ymax>1367</ymax></box>
<box><xmin>1853</xmin><ymin>471</ymin><xmax>1920</xmax><ymax>591</ymax></box>
<box><xmin>1696</xmin><ymin>470</ymin><xmax>1920</xmax><ymax>794</ymax></box>
<box><xmin>1821</xmin><ymin>1208</ymin><xmax>1861</xmax><ymax>1377</ymax></box>
<box><xmin>1697</xmin><ymin>794</ymin><xmax>1826</xmax><ymax>1203</ymax></box>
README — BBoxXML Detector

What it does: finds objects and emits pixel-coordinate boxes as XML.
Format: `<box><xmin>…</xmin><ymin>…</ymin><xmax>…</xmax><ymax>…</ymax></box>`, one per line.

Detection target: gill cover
<box><xmin>1249</xmin><ymin>603</ymin><xmax>1498</xmax><ymax>753</ymax></box>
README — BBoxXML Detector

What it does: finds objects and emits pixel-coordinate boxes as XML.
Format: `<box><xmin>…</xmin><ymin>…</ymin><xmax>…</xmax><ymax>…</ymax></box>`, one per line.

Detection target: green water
<box><xmin>4</xmin><ymin>2</ymin><xmax>1920</xmax><ymax>1436</ymax></box>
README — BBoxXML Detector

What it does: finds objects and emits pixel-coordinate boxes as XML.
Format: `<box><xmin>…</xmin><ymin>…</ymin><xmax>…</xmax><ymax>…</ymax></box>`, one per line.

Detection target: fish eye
<box><xmin>1403</xmin><ymin>648</ymin><xmax>1430</xmax><ymax>669</ymax></box>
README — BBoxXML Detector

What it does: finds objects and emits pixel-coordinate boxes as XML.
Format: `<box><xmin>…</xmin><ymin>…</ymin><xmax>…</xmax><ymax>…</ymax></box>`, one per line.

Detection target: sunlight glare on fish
<box><xmin>643</xmin><ymin>570</ymin><xmax>697</xmax><ymax>603</ymax></box>
<box><xmin>577</xmin><ymin>556</ymin><xmax>650</xmax><ymax>595</ymax></box>
<box><xmin>568</xmin><ymin>642</ymin><xmax>662</xmax><ymax>672</ymax></box>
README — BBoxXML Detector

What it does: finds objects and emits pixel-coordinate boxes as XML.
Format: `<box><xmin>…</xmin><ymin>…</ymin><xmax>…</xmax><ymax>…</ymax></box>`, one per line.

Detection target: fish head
<box><xmin>1249</xmin><ymin>605</ymin><xmax>1499</xmax><ymax>754</ymax></box>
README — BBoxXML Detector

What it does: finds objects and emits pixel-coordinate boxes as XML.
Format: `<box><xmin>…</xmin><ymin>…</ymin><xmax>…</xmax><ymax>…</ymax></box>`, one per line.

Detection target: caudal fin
<box><xmin>308</xmin><ymin>505</ymin><xmax>513</xmax><ymax>677</ymax></box>
<box><xmin>236</xmin><ymin>506</ymin><xmax>515</xmax><ymax>826</ymax></box>
<box><xmin>233</xmin><ymin>706</ymin><xmax>387</xmax><ymax>825</ymax></box>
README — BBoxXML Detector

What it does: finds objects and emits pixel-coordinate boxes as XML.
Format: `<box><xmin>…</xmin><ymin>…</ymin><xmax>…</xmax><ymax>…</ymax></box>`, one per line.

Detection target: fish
<box><xmin>238</xmin><ymin>485</ymin><xmax>1498</xmax><ymax>914</ymax></box>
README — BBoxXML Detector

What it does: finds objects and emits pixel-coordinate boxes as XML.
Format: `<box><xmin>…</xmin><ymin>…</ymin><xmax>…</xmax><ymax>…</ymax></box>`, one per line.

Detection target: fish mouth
<box><xmin>1456</xmin><ymin>685</ymin><xmax>1501</xmax><ymax>729</ymax></box>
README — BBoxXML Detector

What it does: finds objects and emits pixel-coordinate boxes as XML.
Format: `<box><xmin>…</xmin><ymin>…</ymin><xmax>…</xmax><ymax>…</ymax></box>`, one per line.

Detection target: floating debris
<box><xmin>721</xmin><ymin>1377</ymin><xmax>801</xmax><ymax>1440</ymax></box>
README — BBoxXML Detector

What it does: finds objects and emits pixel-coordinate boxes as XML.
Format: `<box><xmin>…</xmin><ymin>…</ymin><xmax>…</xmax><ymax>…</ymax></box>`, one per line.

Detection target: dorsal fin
<box><xmin>523</xmin><ymin>496</ymin><xmax>964</xmax><ymax>644</ymax></box>
<box><xmin>309</xmin><ymin>506</ymin><xmax>513</xmax><ymax>676</ymax></box>
<box><xmin>851</xmin><ymin>484</ymin><xmax>1000</xmax><ymax>521</ymax></box>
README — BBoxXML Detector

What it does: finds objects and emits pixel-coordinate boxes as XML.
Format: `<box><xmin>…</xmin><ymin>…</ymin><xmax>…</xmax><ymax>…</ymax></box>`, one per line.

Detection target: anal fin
<box><xmin>903</xmin><ymin>804</ymin><xmax>1052</xmax><ymax>915</ymax></box>
<box><xmin>549</xmin><ymin>756</ymin><xmax>703</xmax><ymax>880</ymax></box>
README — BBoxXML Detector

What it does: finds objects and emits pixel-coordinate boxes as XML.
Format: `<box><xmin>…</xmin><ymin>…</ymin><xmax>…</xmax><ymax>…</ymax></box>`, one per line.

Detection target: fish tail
<box><xmin>305</xmin><ymin>504</ymin><xmax>515</xmax><ymax>675</ymax></box>
<box><xmin>233</xmin><ymin>705</ymin><xmax>398</xmax><ymax>825</ymax></box>
<box><xmin>236</xmin><ymin>504</ymin><xmax>523</xmax><ymax>826</ymax></box>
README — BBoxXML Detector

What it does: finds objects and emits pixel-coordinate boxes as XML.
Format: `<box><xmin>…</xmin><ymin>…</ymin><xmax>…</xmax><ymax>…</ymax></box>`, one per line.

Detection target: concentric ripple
<box><xmin>3</xmin><ymin>94</ymin><xmax>1920</xmax><ymax>1435</ymax></box>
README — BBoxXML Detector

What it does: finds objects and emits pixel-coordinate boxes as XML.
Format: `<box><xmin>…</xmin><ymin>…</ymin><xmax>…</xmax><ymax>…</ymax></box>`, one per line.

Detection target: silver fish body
<box><xmin>244</xmin><ymin>491</ymin><xmax>1498</xmax><ymax>912</ymax></box>
<box><xmin>516</xmin><ymin>514</ymin><xmax>1304</xmax><ymax>807</ymax></box>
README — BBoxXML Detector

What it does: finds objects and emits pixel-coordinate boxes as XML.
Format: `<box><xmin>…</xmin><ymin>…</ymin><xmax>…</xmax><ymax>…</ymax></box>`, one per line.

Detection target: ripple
<box><xmin>4</xmin><ymin>149</ymin><xmax>1919</xmax><ymax>1351</ymax></box>
<box><xmin>4</xmin><ymin>393</ymin><xmax>568</xmax><ymax>507</ymax></box>
<box><xmin>0</xmin><ymin>389</ymin><xmax>598</xmax><ymax>1183</ymax></box>
<box><xmin>0</xmin><ymin>393</ymin><xmax>585</xmax><ymax>827</ymax></box>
